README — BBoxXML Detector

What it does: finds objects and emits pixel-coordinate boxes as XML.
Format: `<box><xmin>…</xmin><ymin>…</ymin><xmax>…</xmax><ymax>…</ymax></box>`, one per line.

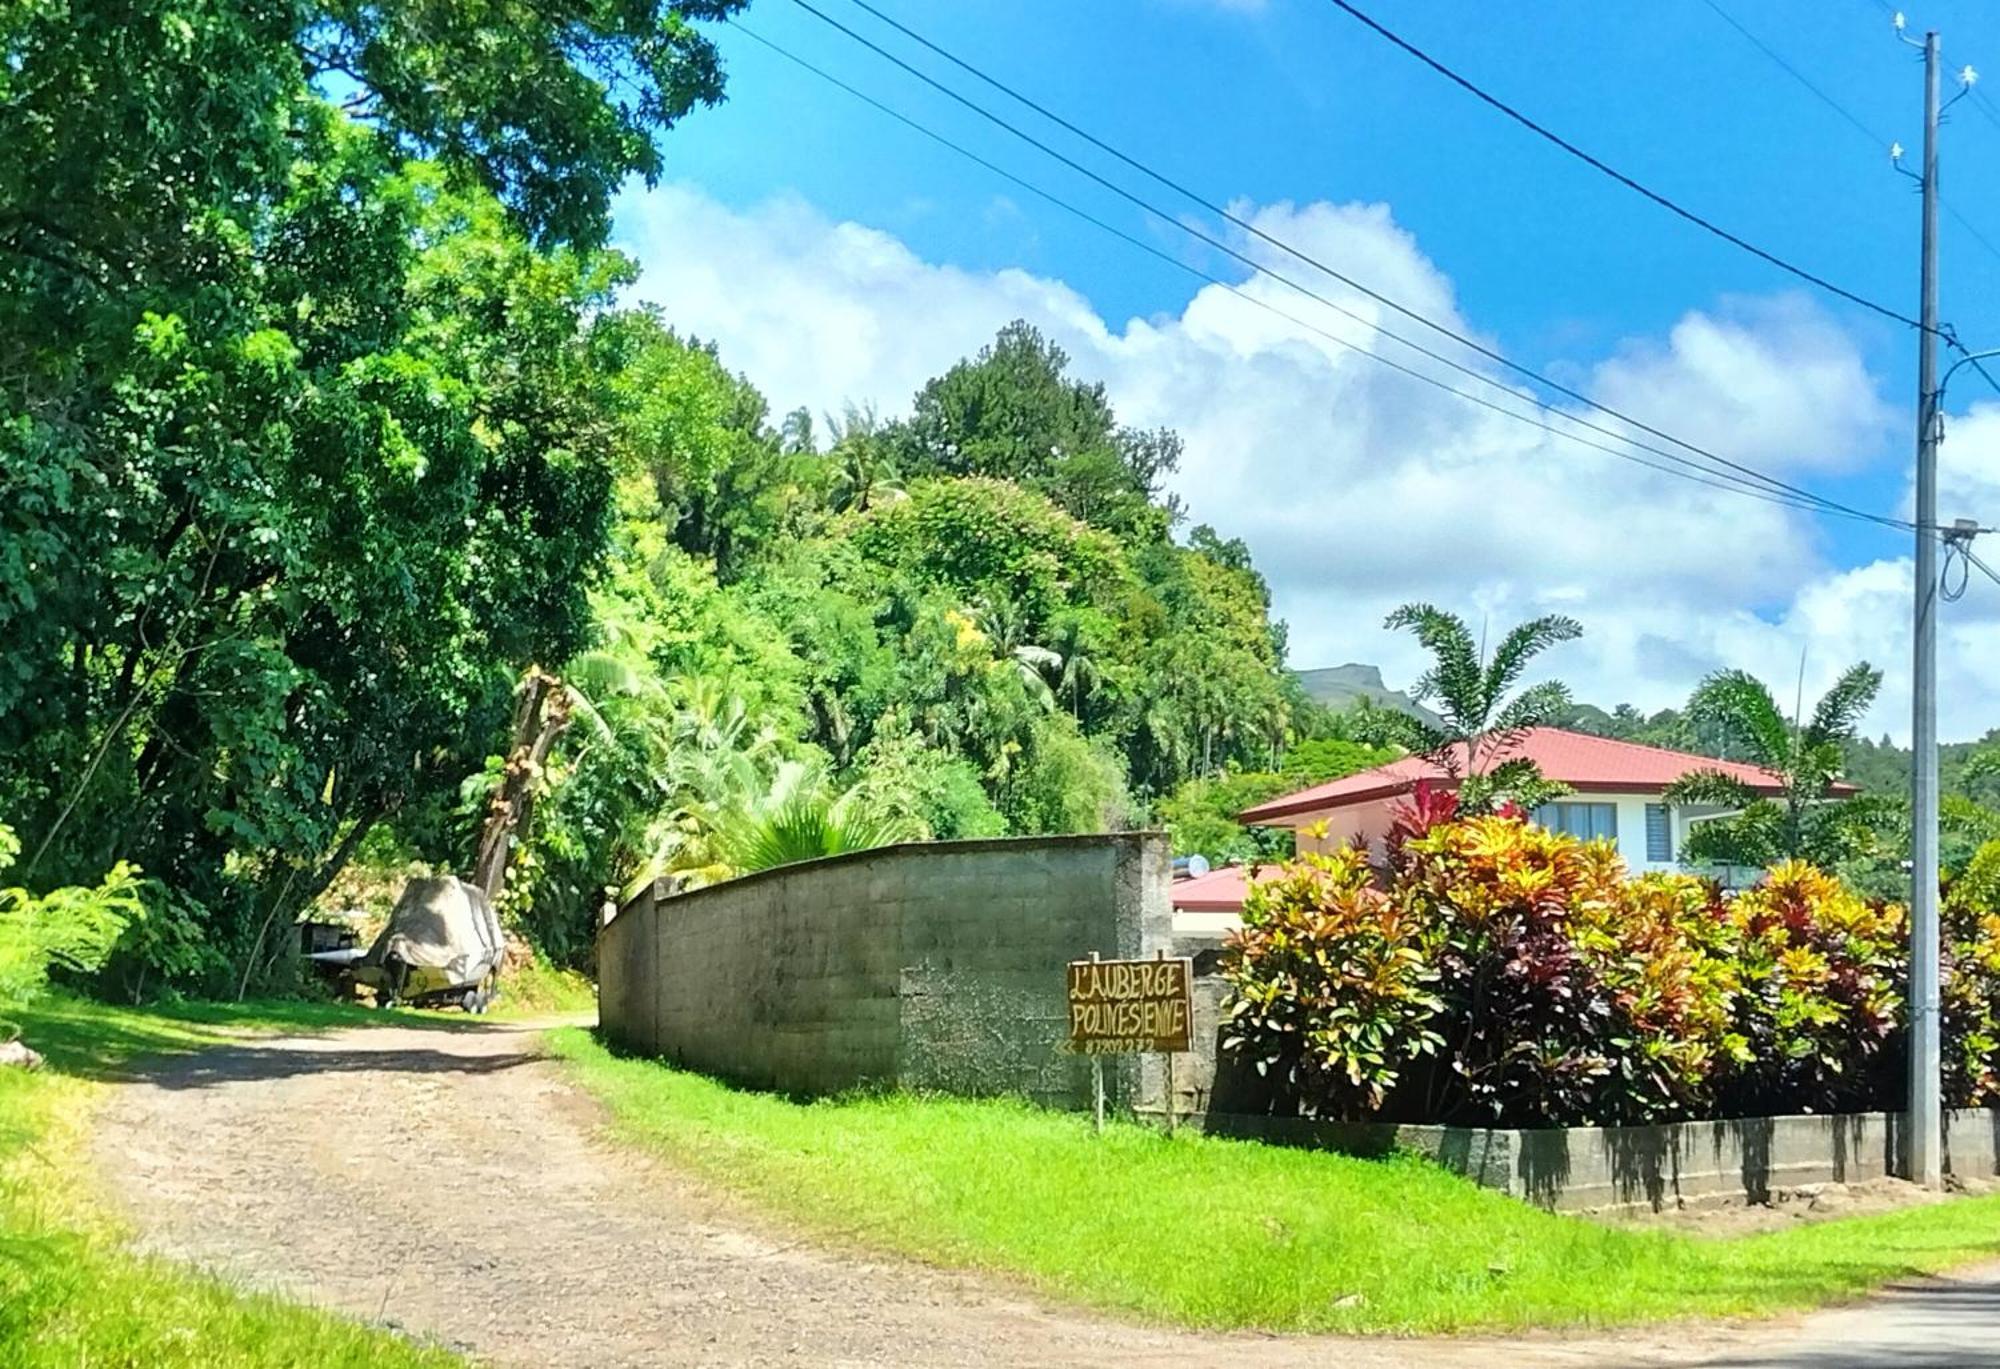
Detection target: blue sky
<box><xmin>615</xmin><ymin>0</ymin><xmax>2000</xmax><ymax>738</ymax></box>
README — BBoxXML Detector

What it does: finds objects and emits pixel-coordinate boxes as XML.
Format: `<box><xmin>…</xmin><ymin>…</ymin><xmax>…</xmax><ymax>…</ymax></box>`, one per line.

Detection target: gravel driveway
<box><xmin>89</xmin><ymin>1019</ymin><xmax>2000</xmax><ymax>1368</ymax></box>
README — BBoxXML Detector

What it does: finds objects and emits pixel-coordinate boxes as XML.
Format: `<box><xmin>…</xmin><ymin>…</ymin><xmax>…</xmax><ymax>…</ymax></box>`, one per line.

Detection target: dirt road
<box><xmin>90</xmin><ymin>1020</ymin><xmax>2000</xmax><ymax>1368</ymax></box>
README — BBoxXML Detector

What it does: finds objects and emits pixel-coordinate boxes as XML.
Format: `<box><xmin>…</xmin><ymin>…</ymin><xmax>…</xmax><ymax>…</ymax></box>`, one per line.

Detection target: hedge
<box><xmin>1222</xmin><ymin>815</ymin><xmax>2000</xmax><ymax>1128</ymax></box>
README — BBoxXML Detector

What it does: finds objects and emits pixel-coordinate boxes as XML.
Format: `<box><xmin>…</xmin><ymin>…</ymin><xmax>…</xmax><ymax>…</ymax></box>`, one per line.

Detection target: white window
<box><xmin>1532</xmin><ymin>801</ymin><xmax>1619</xmax><ymax>843</ymax></box>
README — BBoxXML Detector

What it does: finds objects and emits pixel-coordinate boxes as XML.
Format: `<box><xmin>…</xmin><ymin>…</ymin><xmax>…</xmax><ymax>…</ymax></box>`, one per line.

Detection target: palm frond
<box><xmin>1661</xmin><ymin>768</ymin><xmax>1759</xmax><ymax>808</ymax></box>
<box><xmin>1794</xmin><ymin>739</ymin><xmax>1850</xmax><ymax>799</ymax></box>
<box><xmin>1483</xmin><ymin>614</ymin><xmax>1584</xmax><ymax>706</ymax></box>
<box><xmin>1490</xmin><ymin>679</ymin><xmax>1573</xmax><ymax>736</ymax></box>
<box><xmin>1804</xmin><ymin>662</ymin><xmax>1883</xmax><ymax>750</ymax></box>
<box><xmin>1383</xmin><ymin>603</ymin><xmax>1482</xmax><ymax>729</ymax></box>
<box><xmin>1687</xmin><ymin>669</ymin><xmax>1791</xmax><ymax>769</ymax></box>
<box><xmin>1464</xmin><ymin>757</ymin><xmax>1570</xmax><ymax>815</ymax></box>
<box><xmin>688</xmin><ymin>756</ymin><xmax>930</xmax><ymax>877</ymax></box>
<box><xmin>1380</xmin><ymin>711</ymin><xmax>1454</xmax><ymax>768</ymax></box>
<box><xmin>1680</xmin><ymin>800</ymin><xmax>1784</xmax><ymax>868</ymax></box>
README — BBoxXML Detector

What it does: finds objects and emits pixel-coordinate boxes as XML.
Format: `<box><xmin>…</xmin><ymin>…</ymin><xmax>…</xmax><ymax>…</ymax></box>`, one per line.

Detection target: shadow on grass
<box><xmin>11</xmin><ymin>994</ymin><xmax>477</xmax><ymax>1081</ymax></box>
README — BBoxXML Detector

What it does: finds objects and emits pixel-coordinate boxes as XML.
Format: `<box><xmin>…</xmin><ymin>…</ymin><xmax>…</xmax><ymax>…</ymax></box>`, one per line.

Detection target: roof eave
<box><xmin>1239</xmin><ymin>775</ymin><xmax>1451</xmax><ymax>826</ymax></box>
<box><xmin>1243</xmin><ymin>776</ymin><xmax>1827</xmax><ymax>825</ymax></box>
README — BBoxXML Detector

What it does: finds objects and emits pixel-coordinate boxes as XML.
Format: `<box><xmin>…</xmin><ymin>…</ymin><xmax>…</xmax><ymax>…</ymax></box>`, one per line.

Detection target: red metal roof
<box><xmin>1169</xmin><ymin>863</ymin><xmax>1283</xmax><ymax>912</ymax></box>
<box><xmin>1238</xmin><ymin>727</ymin><xmax>1854</xmax><ymax>826</ymax></box>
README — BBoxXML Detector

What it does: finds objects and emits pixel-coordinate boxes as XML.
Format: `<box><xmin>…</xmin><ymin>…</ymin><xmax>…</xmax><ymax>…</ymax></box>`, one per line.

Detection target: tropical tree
<box><xmin>890</xmin><ymin>319</ymin><xmax>1178</xmax><ymax>537</ymax></box>
<box><xmin>1665</xmin><ymin>663</ymin><xmax>1882</xmax><ymax>867</ymax></box>
<box><xmin>972</xmin><ymin>595</ymin><xmax>1061</xmax><ymax>709</ymax></box>
<box><xmin>714</xmin><ymin>762</ymin><xmax>923</xmax><ymax>874</ymax></box>
<box><xmin>1380</xmin><ymin>603</ymin><xmax>1583</xmax><ymax>813</ymax></box>
<box><xmin>1048</xmin><ymin>612</ymin><xmax>1105</xmax><ymax>721</ymax></box>
<box><xmin>826</xmin><ymin>404</ymin><xmax>905</xmax><ymax>513</ymax></box>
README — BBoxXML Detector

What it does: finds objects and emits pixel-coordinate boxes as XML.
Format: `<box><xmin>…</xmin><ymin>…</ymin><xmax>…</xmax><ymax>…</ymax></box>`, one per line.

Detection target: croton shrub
<box><xmin>1223</xmin><ymin>815</ymin><xmax>2000</xmax><ymax>1127</ymax></box>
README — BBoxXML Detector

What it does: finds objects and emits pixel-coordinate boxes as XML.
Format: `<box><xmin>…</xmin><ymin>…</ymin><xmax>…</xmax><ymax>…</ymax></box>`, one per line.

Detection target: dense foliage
<box><xmin>1223</xmin><ymin>815</ymin><xmax>2000</xmax><ymax>1127</ymax></box>
<box><xmin>0</xmin><ymin>825</ymin><xmax>140</xmax><ymax>1021</ymax></box>
<box><xmin>2</xmin><ymin>0</ymin><xmax>1323</xmax><ymax>983</ymax></box>
<box><xmin>1</xmin><ymin>0</ymin><xmax>699</xmax><ymax>987</ymax></box>
<box><xmin>501</xmin><ymin>324</ymin><xmax>1305</xmax><ymax>959</ymax></box>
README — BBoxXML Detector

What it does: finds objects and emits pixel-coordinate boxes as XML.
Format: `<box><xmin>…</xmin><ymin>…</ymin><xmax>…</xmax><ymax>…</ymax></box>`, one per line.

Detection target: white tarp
<box><xmin>360</xmin><ymin>876</ymin><xmax>504</xmax><ymax>992</ymax></box>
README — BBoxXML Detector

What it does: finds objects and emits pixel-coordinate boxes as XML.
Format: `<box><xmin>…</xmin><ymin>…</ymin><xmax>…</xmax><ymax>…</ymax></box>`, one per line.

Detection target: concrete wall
<box><xmin>598</xmin><ymin>832</ymin><xmax>1172</xmax><ymax>1108</ymax></box>
<box><xmin>1182</xmin><ymin>1109</ymin><xmax>2000</xmax><ymax>1213</ymax></box>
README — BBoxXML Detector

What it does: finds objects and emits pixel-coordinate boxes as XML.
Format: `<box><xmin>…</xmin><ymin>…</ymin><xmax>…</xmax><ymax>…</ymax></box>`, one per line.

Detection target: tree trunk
<box><xmin>470</xmin><ymin>668</ymin><xmax>573</xmax><ymax>906</ymax></box>
<box><xmin>299</xmin><ymin>802</ymin><xmax>387</xmax><ymax>910</ymax></box>
<box><xmin>235</xmin><ymin>868</ymin><xmax>299</xmax><ymax>1003</ymax></box>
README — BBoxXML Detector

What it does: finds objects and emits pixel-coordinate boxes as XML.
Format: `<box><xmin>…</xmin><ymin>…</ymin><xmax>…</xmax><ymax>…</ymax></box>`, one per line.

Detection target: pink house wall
<box><xmin>1288</xmin><ymin>799</ymin><xmax>1398</xmax><ymax>864</ymax></box>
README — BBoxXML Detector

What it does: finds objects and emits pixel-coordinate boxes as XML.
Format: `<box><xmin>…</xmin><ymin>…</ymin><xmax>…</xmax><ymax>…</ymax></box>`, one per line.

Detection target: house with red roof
<box><xmin>1168</xmin><ymin>726</ymin><xmax>1855</xmax><ymax>925</ymax></box>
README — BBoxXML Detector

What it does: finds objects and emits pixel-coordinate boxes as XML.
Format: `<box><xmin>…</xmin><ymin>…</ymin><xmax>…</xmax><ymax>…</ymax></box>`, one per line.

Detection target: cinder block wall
<box><xmin>598</xmin><ymin>832</ymin><xmax>1172</xmax><ymax>1105</ymax></box>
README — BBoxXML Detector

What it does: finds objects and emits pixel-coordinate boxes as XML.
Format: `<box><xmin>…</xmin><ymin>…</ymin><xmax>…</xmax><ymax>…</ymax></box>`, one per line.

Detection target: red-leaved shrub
<box><xmin>1223</xmin><ymin>814</ymin><xmax>1988</xmax><ymax>1127</ymax></box>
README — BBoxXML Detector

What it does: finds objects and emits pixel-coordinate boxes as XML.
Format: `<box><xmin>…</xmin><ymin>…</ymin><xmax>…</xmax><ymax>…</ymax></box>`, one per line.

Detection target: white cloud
<box><xmin>1588</xmin><ymin>297</ymin><xmax>1896</xmax><ymax>472</ymax></box>
<box><xmin>617</xmin><ymin>183</ymin><xmax>1997</xmax><ymax>741</ymax></box>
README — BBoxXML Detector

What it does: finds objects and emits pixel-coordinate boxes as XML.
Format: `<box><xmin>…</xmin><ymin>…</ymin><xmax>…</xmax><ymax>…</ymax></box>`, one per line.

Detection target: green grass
<box><xmin>0</xmin><ymin>994</ymin><xmax>464</xmax><ymax>1368</ymax></box>
<box><xmin>551</xmin><ymin>1027</ymin><xmax>2000</xmax><ymax>1335</ymax></box>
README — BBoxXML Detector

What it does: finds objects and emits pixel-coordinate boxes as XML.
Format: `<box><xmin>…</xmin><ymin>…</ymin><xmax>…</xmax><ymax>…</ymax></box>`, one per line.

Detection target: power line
<box><xmin>1697</xmin><ymin>0</ymin><xmax>2000</xmax><ymax>275</ymax></box>
<box><xmin>1700</xmin><ymin>0</ymin><xmax>1891</xmax><ymax>146</ymax></box>
<box><xmin>781</xmin><ymin>0</ymin><xmax>1909</xmax><ymax>527</ymax></box>
<box><xmin>729</xmin><ymin>20</ymin><xmax>1878</xmax><ymax>523</ymax></box>
<box><xmin>1964</xmin><ymin>542</ymin><xmax>2000</xmax><ymax>592</ymax></box>
<box><xmin>1321</xmin><ymin>0</ymin><xmax>1926</xmax><ymax>334</ymax></box>
<box><xmin>1967</xmin><ymin>84</ymin><xmax>2000</xmax><ymax>137</ymax></box>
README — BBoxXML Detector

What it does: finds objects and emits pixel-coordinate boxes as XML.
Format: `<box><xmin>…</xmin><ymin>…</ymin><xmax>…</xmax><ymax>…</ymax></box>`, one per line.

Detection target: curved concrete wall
<box><xmin>598</xmin><ymin>832</ymin><xmax>1171</xmax><ymax>1107</ymax></box>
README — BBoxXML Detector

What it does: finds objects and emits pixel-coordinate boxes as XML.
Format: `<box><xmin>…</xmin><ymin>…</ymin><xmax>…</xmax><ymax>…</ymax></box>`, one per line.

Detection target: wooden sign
<box><xmin>1066</xmin><ymin>954</ymin><xmax>1193</xmax><ymax>1054</ymax></box>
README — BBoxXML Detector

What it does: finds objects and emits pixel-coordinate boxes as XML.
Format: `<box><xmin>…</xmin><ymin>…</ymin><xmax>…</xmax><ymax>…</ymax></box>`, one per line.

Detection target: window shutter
<box><xmin>1645</xmin><ymin>804</ymin><xmax>1672</xmax><ymax>862</ymax></box>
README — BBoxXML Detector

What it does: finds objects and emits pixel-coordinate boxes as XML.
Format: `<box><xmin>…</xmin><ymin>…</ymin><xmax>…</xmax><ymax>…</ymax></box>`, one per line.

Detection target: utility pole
<box><xmin>1909</xmin><ymin>26</ymin><xmax>1943</xmax><ymax>1192</ymax></box>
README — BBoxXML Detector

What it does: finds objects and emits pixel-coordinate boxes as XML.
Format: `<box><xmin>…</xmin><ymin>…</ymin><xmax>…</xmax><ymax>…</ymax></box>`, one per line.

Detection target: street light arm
<box><xmin>1937</xmin><ymin>346</ymin><xmax>2000</xmax><ymax>398</ymax></box>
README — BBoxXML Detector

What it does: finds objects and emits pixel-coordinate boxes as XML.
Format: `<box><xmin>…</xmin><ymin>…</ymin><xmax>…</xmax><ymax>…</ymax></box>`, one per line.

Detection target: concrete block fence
<box><xmin>598</xmin><ymin>832</ymin><xmax>1172</xmax><ymax>1110</ymax></box>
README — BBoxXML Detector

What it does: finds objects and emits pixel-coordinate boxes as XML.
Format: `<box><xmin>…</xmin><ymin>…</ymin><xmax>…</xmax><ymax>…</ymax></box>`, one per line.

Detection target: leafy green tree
<box><xmin>1380</xmin><ymin>603</ymin><xmax>1583</xmax><ymax>813</ymax></box>
<box><xmin>1281</xmin><ymin>738</ymin><xmax>1400</xmax><ymax>781</ymax></box>
<box><xmin>892</xmin><ymin>320</ymin><xmax>1179</xmax><ymax>537</ymax></box>
<box><xmin>1157</xmin><ymin>772</ymin><xmax>1299</xmax><ymax>863</ymax></box>
<box><xmin>613</xmin><ymin>318</ymin><xmax>828</xmax><ymax>583</ymax></box>
<box><xmin>972</xmin><ymin>594</ymin><xmax>1061</xmax><ymax>710</ymax></box>
<box><xmin>851</xmin><ymin>476</ymin><xmax>1128</xmax><ymax>631</ymax></box>
<box><xmin>1002</xmin><ymin>714</ymin><xmax>1134</xmax><ymax>835</ymax></box>
<box><xmin>2</xmin><ymin>0</ymin><xmax>738</xmax><ymax>985</ymax></box>
<box><xmin>1665</xmin><ymin>664</ymin><xmax>1882</xmax><ymax>867</ymax></box>
<box><xmin>1048</xmin><ymin>610</ymin><xmax>1107</xmax><ymax>722</ymax></box>
<box><xmin>304</xmin><ymin>0</ymin><xmax>744</xmax><ymax>248</ymax></box>
<box><xmin>844</xmin><ymin>725</ymin><xmax>1006</xmax><ymax>841</ymax></box>
<box><xmin>1158</xmin><ymin>739</ymin><xmax>1398</xmax><ymax>864</ymax></box>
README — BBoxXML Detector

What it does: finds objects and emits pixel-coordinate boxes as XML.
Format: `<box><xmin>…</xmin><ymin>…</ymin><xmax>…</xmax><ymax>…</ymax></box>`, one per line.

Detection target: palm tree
<box><xmin>972</xmin><ymin>595</ymin><xmax>1060</xmax><ymax>710</ymax></box>
<box><xmin>1381</xmin><ymin>602</ymin><xmax>1583</xmax><ymax>813</ymax></box>
<box><xmin>826</xmin><ymin>403</ymin><xmax>905</xmax><ymax>513</ymax></box>
<box><xmin>620</xmin><ymin>677</ymin><xmax>783</xmax><ymax>898</ymax></box>
<box><xmin>1048</xmin><ymin>614</ymin><xmax>1102</xmax><ymax>721</ymax></box>
<box><xmin>1664</xmin><ymin>663</ymin><xmax>1882</xmax><ymax>865</ymax></box>
<box><xmin>714</xmin><ymin>761</ymin><xmax>923</xmax><ymax>874</ymax></box>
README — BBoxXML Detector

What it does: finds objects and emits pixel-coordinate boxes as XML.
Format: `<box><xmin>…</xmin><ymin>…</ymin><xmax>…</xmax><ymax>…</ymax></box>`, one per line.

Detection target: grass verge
<box><xmin>0</xmin><ymin>994</ymin><xmax>463</xmax><ymax>1368</ymax></box>
<box><xmin>551</xmin><ymin>1027</ymin><xmax>2000</xmax><ymax>1335</ymax></box>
